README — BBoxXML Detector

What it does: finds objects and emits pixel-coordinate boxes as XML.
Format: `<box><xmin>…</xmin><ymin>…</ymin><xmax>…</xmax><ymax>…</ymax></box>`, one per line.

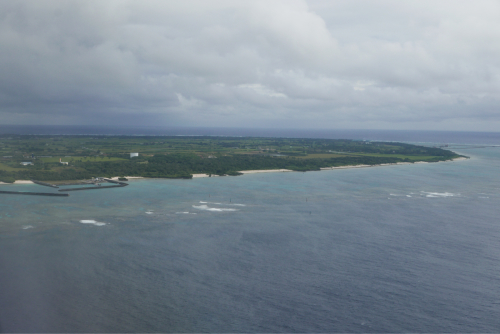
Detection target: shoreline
<box><xmin>0</xmin><ymin>180</ymin><xmax>34</xmax><ymax>185</ymax></box>
<box><xmin>183</xmin><ymin>157</ymin><xmax>469</xmax><ymax>178</ymax></box>
<box><xmin>0</xmin><ymin>157</ymin><xmax>469</xmax><ymax>184</ymax></box>
<box><xmin>109</xmin><ymin>176</ymin><xmax>144</xmax><ymax>180</ymax></box>
<box><xmin>192</xmin><ymin>169</ymin><xmax>294</xmax><ymax>178</ymax></box>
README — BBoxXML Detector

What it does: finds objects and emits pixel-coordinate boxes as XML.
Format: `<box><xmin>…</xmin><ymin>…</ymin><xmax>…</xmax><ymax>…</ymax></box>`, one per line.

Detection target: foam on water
<box><xmin>192</xmin><ymin>204</ymin><xmax>238</xmax><ymax>212</ymax></box>
<box><xmin>421</xmin><ymin>191</ymin><xmax>459</xmax><ymax>198</ymax></box>
<box><xmin>3</xmin><ymin>142</ymin><xmax>500</xmax><ymax>332</ymax></box>
<box><xmin>79</xmin><ymin>220</ymin><xmax>106</xmax><ymax>226</ymax></box>
<box><xmin>200</xmin><ymin>201</ymin><xmax>246</xmax><ymax>206</ymax></box>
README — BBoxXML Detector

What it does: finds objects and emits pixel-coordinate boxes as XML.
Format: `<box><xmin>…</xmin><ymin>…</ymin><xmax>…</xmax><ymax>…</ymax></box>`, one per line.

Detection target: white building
<box><xmin>130</xmin><ymin>153</ymin><xmax>139</xmax><ymax>158</ymax></box>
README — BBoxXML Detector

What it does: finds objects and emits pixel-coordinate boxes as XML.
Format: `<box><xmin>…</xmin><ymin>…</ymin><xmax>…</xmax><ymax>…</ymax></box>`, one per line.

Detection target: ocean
<box><xmin>1</xmin><ymin>128</ymin><xmax>499</xmax><ymax>332</ymax></box>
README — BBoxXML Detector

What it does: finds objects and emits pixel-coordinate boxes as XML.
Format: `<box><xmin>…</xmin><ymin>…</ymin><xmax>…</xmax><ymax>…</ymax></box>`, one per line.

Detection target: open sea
<box><xmin>1</xmin><ymin>127</ymin><xmax>500</xmax><ymax>332</ymax></box>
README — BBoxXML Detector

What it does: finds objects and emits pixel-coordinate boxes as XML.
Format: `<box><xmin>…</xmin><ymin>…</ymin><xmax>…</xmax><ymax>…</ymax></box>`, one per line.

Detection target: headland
<box><xmin>0</xmin><ymin>134</ymin><xmax>467</xmax><ymax>183</ymax></box>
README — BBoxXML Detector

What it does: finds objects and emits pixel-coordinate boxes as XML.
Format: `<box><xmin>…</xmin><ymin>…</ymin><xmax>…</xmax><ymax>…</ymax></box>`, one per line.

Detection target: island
<box><xmin>0</xmin><ymin>135</ymin><xmax>465</xmax><ymax>183</ymax></box>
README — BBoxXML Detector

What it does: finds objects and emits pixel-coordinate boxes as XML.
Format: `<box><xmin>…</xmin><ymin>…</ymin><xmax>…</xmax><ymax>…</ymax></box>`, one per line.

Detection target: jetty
<box><xmin>58</xmin><ymin>178</ymin><xmax>128</xmax><ymax>192</ymax></box>
<box><xmin>30</xmin><ymin>180</ymin><xmax>59</xmax><ymax>188</ymax></box>
<box><xmin>0</xmin><ymin>190</ymin><xmax>68</xmax><ymax>196</ymax></box>
<box><xmin>1</xmin><ymin>177</ymin><xmax>128</xmax><ymax>196</ymax></box>
<box><xmin>58</xmin><ymin>184</ymin><xmax>127</xmax><ymax>192</ymax></box>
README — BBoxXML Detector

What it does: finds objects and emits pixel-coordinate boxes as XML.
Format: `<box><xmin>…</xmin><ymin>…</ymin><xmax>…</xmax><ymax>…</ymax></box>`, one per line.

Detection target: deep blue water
<box><xmin>1</xmin><ymin>129</ymin><xmax>500</xmax><ymax>332</ymax></box>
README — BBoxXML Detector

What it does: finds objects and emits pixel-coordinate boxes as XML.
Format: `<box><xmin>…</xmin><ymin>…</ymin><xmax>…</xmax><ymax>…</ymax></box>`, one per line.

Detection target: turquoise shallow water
<box><xmin>1</xmin><ymin>146</ymin><xmax>500</xmax><ymax>332</ymax></box>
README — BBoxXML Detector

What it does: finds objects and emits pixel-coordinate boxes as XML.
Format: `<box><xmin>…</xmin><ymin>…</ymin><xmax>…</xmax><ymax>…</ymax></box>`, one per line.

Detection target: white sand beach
<box><xmin>0</xmin><ymin>180</ymin><xmax>34</xmax><ymax>185</ymax></box>
<box><xmin>240</xmin><ymin>169</ymin><xmax>293</xmax><ymax>174</ymax></box>
<box><xmin>1</xmin><ymin>158</ymin><xmax>469</xmax><ymax>184</ymax></box>
<box><xmin>320</xmin><ymin>165</ymin><xmax>371</xmax><ymax>170</ymax></box>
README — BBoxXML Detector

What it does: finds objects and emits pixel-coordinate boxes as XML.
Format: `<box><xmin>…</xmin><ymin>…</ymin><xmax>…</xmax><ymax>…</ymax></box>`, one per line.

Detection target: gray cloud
<box><xmin>1</xmin><ymin>0</ymin><xmax>500</xmax><ymax>130</ymax></box>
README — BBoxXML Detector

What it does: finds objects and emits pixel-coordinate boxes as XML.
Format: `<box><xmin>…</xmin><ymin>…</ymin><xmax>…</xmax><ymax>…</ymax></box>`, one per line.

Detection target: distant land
<box><xmin>0</xmin><ymin>135</ymin><xmax>464</xmax><ymax>183</ymax></box>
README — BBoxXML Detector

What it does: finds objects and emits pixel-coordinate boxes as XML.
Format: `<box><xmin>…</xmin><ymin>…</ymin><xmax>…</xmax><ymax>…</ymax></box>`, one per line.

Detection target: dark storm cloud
<box><xmin>1</xmin><ymin>0</ymin><xmax>500</xmax><ymax>130</ymax></box>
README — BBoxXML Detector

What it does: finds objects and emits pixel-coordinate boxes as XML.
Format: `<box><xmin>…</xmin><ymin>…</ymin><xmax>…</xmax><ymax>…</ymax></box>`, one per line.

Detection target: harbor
<box><xmin>0</xmin><ymin>177</ymin><xmax>129</xmax><ymax>196</ymax></box>
<box><xmin>0</xmin><ymin>190</ymin><xmax>68</xmax><ymax>196</ymax></box>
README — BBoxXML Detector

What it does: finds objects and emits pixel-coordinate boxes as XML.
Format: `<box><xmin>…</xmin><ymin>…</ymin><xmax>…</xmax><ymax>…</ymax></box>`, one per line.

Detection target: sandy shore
<box><xmin>15</xmin><ymin>180</ymin><xmax>34</xmax><ymax>184</ymax></box>
<box><xmin>0</xmin><ymin>158</ymin><xmax>469</xmax><ymax>184</ymax></box>
<box><xmin>320</xmin><ymin>165</ymin><xmax>371</xmax><ymax>170</ymax></box>
<box><xmin>0</xmin><ymin>180</ymin><xmax>34</xmax><ymax>185</ymax></box>
<box><xmin>192</xmin><ymin>169</ymin><xmax>293</xmax><ymax>177</ymax></box>
<box><xmin>196</xmin><ymin>160</ymin><xmax>468</xmax><ymax>176</ymax></box>
<box><xmin>240</xmin><ymin>169</ymin><xmax>293</xmax><ymax>174</ymax></box>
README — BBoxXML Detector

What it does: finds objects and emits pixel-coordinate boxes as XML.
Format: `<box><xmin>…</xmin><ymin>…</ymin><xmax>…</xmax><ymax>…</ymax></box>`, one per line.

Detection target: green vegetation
<box><xmin>39</xmin><ymin>156</ymin><xmax>126</xmax><ymax>163</ymax></box>
<box><xmin>0</xmin><ymin>135</ymin><xmax>464</xmax><ymax>182</ymax></box>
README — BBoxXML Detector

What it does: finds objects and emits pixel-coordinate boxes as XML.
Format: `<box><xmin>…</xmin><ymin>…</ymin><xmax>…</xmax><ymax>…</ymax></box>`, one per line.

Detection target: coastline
<box><xmin>109</xmin><ymin>176</ymin><xmax>144</xmax><ymax>180</ymax></box>
<box><xmin>187</xmin><ymin>157</ymin><xmax>469</xmax><ymax>178</ymax></box>
<box><xmin>0</xmin><ymin>157</ymin><xmax>469</xmax><ymax>184</ymax></box>
<box><xmin>0</xmin><ymin>180</ymin><xmax>34</xmax><ymax>185</ymax></box>
<box><xmin>192</xmin><ymin>169</ymin><xmax>293</xmax><ymax>178</ymax></box>
<box><xmin>240</xmin><ymin>169</ymin><xmax>293</xmax><ymax>174</ymax></box>
<box><xmin>320</xmin><ymin>156</ymin><xmax>467</xmax><ymax>170</ymax></box>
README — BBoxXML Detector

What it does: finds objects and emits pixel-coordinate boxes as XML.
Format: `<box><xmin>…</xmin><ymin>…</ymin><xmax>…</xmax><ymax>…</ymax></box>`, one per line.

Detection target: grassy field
<box><xmin>295</xmin><ymin>153</ymin><xmax>348</xmax><ymax>159</ymax></box>
<box><xmin>39</xmin><ymin>156</ymin><xmax>127</xmax><ymax>163</ymax></box>
<box><xmin>0</xmin><ymin>163</ymin><xmax>28</xmax><ymax>171</ymax></box>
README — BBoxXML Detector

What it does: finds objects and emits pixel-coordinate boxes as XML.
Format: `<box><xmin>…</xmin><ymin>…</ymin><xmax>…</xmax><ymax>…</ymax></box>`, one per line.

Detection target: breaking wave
<box><xmin>192</xmin><ymin>204</ymin><xmax>238</xmax><ymax>212</ymax></box>
<box><xmin>79</xmin><ymin>220</ymin><xmax>106</xmax><ymax>226</ymax></box>
<box><xmin>22</xmin><ymin>225</ymin><xmax>34</xmax><ymax>230</ymax></box>
<box><xmin>421</xmin><ymin>191</ymin><xmax>459</xmax><ymax>198</ymax></box>
<box><xmin>199</xmin><ymin>201</ymin><xmax>246</xmax><ymax>206</ymax></box>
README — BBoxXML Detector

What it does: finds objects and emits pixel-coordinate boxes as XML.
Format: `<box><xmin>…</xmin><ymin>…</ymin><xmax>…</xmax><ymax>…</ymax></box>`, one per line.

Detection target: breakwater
<box><xmin>31</xmin><ymin>180</ymin><xmax>59</xmax><ymax>188</ymax></box>
<box><xmin>0</xmin><ymin>190</ymin><xmax>69</xmax><ymax>196</ymax></box>
<box><xmin>1</xmin><ymin>178</ymin><xmax>129</xmax><ymax>196</ymax></box>
<box><xmin>103</xmin><ymin>178</ymin><xmax>128</xmax><ymax>185</ymax></box>
<box><xmin>58</xmin><ymin>183</ymin><xmax>128</xmax><ymax>192</ymax></box>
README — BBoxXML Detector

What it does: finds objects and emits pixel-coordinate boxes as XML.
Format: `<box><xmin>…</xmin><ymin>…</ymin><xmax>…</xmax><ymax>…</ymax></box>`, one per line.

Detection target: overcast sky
<box><xmin>1</xmin><ymin>0</ymin><xmax>499</xmax><ymax>131</ymax></box>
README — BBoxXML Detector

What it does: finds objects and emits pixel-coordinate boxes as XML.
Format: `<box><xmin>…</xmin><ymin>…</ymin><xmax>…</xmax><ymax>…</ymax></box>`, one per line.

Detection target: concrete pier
<box><xmin>58</xmin><ymin>183</ymin><xmax>128</xmax><ymax>192</ymax></box>
<box><xmin>0</xmin><ymin>190</ymin><xmax>69</xmax><ymax>196</ymax></box>
<box><xmin>103</xmin><ymin>178</ymin><xmax>128</xmax><ymax>185</ymax></box>
<box><xmin>31</xmin><ymin>180</ymin><xmax>59</xmax><ymax>188</ymax></box>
